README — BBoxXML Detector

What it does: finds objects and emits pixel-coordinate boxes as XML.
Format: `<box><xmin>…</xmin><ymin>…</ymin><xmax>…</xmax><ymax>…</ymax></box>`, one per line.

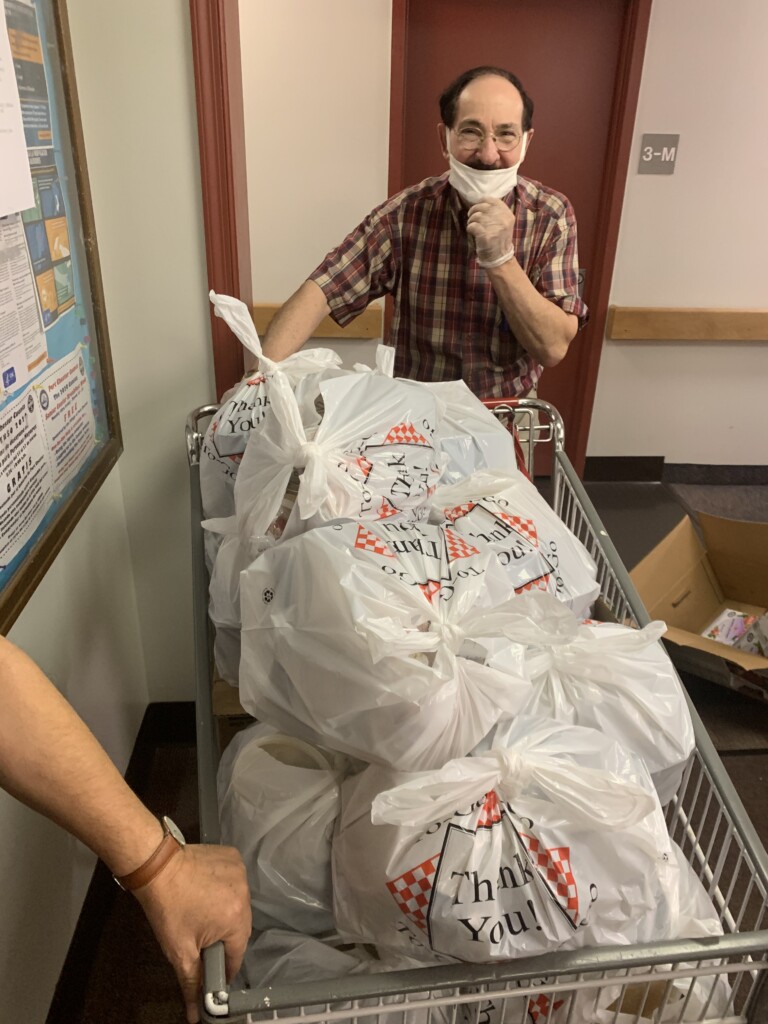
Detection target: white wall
<box><xmin>588</xmin><ymin>0</ymin><xmax>768</xmax><ymax>463</ymax></box>
<box><xmin>2</xmin><ymin>471</ymin><xmax>147</xmax><ymax>1023</ymax></box>
<box><xmin>240</xmin><ymin>0</ymin><xmax>392</xmax><ymax>368</ymax></box>
<box><xmin>65</xmin><ymin>0</ymin><xmax>215</xmax><ymax>699</ymax></box>
<box><xmin>0</xmin><ymin>0</ymin><xmax>215</xmax><ymax>1019</ymax></box>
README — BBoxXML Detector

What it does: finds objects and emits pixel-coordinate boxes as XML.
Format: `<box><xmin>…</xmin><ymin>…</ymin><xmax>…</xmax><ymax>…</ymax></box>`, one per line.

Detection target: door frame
<box><xmin>190</xmin><ymin>0</ymin><xmax>652</xmax><ymax>462</ymax></box>
<box><xmin>388</xmin><ymin>0</ymin><xmax>653</xmax><ymax>474</ymax></box>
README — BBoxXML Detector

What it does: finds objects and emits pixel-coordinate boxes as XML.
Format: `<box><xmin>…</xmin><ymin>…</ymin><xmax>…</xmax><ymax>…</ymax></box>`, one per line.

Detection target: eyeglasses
<box><xmin>452</xmin><ymin>126</ymin><xmax>523</xmax><ymax>153</ymax></box>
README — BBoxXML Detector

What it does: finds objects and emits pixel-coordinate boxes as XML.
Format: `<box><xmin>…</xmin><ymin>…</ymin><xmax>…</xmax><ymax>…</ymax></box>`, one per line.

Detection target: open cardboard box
<box><xmin>630</xmin><ymin>512</ymin><xmax>768</xmax><ymax>699</ymax></box>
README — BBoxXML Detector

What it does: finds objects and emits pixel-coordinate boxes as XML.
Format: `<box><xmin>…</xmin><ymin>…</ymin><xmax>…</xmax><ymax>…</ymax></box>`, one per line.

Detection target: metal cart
<box><xmin>186</xmin><ymin>398</ymin><xmax>768</xmax><ymax>1024</ymax></box>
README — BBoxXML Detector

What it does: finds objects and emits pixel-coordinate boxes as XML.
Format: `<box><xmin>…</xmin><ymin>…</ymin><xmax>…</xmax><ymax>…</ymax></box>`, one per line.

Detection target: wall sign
<box><xmin>638</xmin><ymin>133</ymin><xmax>680</xmax><ymax>175</ymax></box>
<box><xmin>0</xmin><ymin>0</ymin><xmax>121</xmax><ymax>631</ymax></box>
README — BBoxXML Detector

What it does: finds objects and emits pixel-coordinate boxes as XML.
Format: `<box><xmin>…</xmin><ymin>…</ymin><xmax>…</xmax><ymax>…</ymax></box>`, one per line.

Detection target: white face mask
<box><xmin>447</xmin><ymin>132</ymin><xmax>529</xmax><ymax>205</ymax></box>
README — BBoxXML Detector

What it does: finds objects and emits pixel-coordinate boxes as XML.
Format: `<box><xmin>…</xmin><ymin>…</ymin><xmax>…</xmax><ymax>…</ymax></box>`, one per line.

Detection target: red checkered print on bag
<box><xmin>384</xmin><ymin>423</ymin><xmax>429</xmax><ymax>446</ymax></box>
<box><xmin>355</xmin><ymin>455</ymin><xmax>373</xmax><ymax>479</ymax></box>
<box><xmin>444</xmin><ymin>502</ymin><xmax>476</xmax><ymax>523</ymax></box>
<box><xmin>376</xmin><ymin>497</ymin><xmax>400</xmax><ymax>519</ymax></box>
<box><xmin>353</xmin><ymin>525</ymin><xmax>395</xmax><ymax>558</ymax></box>
<box><xmin>245</xmin><ymin>374</ymin><xmax>267</xmax><ymax>387</ymax></box>
<box><xmin>445</xmin><ymin>528</ymin><xmax>480</xmax><ymax>562</ymax></box>
<box><xmin>386</xmin><ymin>854</ymin><xmax>440</xmax><ymax>931</ymax></box>
<box><xmin>521</xmin><ymin>834</ymin><xmax>579</xmax><ymax>925</ymax></box>
<box><xmin>514</xmin><ymin>574</ymin><xmax>552</xmax><ymax>596</ymax></box>
<box><xmin>497</xmin><ymin>511</ymin><xmax>539</xmax><ymax>547</ymax></box>
<box><xmin>527</xmin><ymin>994</ymin><xmax>565</xmax><ymax>1023</ymax></box>
<box><xmin>419</xmin><ymin>580</ymin><xmax>441</xmax><ymax>603</ymax></box>
<box><xmin>477</xmin><ymin>790</ymin><xmax>503</xmax><ymax>827</ymax></box>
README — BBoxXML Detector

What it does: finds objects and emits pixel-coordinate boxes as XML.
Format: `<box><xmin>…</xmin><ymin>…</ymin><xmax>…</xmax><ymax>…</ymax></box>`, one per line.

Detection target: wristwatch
<box><xmin>114</xmin><ymin>815</ymin><xmax>186</xmax><ymax>892</ymax></box>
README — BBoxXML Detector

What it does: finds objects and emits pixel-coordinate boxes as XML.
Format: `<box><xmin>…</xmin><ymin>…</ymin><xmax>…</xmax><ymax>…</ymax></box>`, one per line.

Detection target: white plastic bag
<box><xmin>239</xmin><ymin>519</ymin><xmax>534</xmax><ymax>770</ymax></box>
<box><xmin>217</xmin><ymin>722</ymin><xmax>344</xmax><ymax>933</ymax></box>
<box><xmin>203</xmin><ymin>515</ymin><xmax>253</xmax><ymax>686</ymax></box>
<box><xmin>430</xmin><ymin>471</ymin><xmax>600</xmax><ymax>617</ymax></box>
<box><xmin>332</xmin><ymin>717</ymin><xmax>677</xmax><ymax>963</ymax></box>
<box><xmin>233</xmin><ymin>369</ymin><xmax>443</xmax><ymax>554</ymax></box>
<box><xmin>473</xmin><ymin>592</ymin><xmax>695</xmax><ymax>805</ymax></box>
<box><xmin>424</xmin><ymin>380</ymin><xmax>518</xmax><ymax>484</ymax></box>
<box><xmin>238</xmin><ymin>929</ymin><xmax>450</xmax><ymax>1024</ymax></box>
<box><xmin>200</xmin><ymin>291</ymin><xmax>342</xmax><ymax>519</ymax></box>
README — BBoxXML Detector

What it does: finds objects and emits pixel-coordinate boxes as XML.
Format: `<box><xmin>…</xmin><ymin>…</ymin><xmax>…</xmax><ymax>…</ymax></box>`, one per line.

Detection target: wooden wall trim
<box><xmin>189</xmin><ymin>0</ymin><xmax>252</xmax><ymax>400</ymax></box>
<box><xmin>607</xmin><ymin>307</ymin><xmax>768</xmax><ymax>341</ymax></box>
<box><xmin>251</xmin><ymin>303</ymin><xmax>384</xmax><ymax>340</ymax></box>
<box><xmin>566</xmin><ymin>0</ymin><xmax>654</xmax><ymax>474</ymax></box>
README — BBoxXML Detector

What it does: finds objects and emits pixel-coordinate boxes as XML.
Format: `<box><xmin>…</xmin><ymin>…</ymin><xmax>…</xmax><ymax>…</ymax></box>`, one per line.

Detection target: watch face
<box><xmin>162</xmin><ymin>816</ymin><xmax>186</xmax><ymax>847</ymax></box>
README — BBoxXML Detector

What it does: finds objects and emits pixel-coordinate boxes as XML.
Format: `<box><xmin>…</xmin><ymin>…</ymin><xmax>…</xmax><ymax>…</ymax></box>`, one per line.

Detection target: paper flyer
<box><xmin>0</xmin><ymin>6</ymin><xmax>35</xmax><ymax>217</ymax></box>
<box><xmin>0</xmin><ymin>212</ymin><xmax>46</xmax><ymax>387</ymax></box>
<box><xmin>0</xmin><ymin>384</ymin><xmax>52</xmax><ymax>567</ymax></box>
<box><xmin>34</xmin><ymin>346</ymin><xmax>96</xmax><ymax>493</ymax></box>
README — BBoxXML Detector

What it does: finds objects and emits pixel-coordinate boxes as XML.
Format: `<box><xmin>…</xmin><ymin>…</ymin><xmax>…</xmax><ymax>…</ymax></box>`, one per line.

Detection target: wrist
<box><xmin>113</xmin><ymin>816</ymin><xmax>186</xmax><ymax>892</ymax></box>
<box><xmin>476</xmin><ymin>245</ymin><xmax>516</xmax><ymax>269</ymax></box>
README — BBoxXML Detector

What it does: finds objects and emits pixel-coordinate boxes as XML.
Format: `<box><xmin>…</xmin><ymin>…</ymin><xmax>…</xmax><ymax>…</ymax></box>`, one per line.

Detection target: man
<box><xmin>0</xmin><ymin>636</ymin><xmax>250</xmax><ymax>1024</ymax></box>
<box><xmin>261</xmin><ymin>66</ymin><xmax>588</xmax><ymax>401</ymax></box>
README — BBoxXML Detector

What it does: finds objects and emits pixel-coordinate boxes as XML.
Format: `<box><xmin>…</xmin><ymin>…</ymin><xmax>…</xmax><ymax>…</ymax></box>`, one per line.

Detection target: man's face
<box><xmin>439</xmin><ymin>74</ymin><xmax>530</xmax><ymax>170</ymax></box>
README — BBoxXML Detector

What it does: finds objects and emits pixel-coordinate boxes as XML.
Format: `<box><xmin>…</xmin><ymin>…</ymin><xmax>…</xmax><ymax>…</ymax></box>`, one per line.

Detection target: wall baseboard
<box><xmin>583</xmin><ymin>456</ymin><xmax>665</xmax><ymax>482</ymax></box>
<box><xmin>584</xmin><ymin>457</ymin><xmax>768</xmax><ymax>486</ymax></box>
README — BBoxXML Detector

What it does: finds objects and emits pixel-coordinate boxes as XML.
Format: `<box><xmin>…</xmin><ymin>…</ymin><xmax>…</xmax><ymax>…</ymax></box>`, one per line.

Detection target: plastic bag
<box><xmin>332</xmin><ymin>716</ymin><xmax>677</xmax><ymax>963</ymax></box>
<box><xmin>239</xmin><ymin>519</ymin><xmax>534</xmax><ymax>770</ymax></box>
<box><xmin>200</xmin><ymin>291</ymin><xmax>342</xmax><ymax>519</ymax></box>
<box><xmin>217</xmin><ymin>722</ymin><xmax>344</xmax><ymax>933</ymax></box>
<box><xmin>238</xmin><ymin>929</ymin><xmax>450</xmax><ymax>1024</ymax></box>
<box><xmin>233</xmin><ymin>368</ymin><xmax>443</xmax><ymax>555</ymax></box>
<box><xmin>424</xmin><ymin>380</ymin><xmax>518</xmax><ymax>484</ymax></box>
<box><xmin>472</xmin><ymin>592</ymin><xmax>695</xmax><ymax>805</ymax></box>
<box><xmin>430</xmin><ymin>471</ymin><xmax>599</xmax><ymax>617</ymax></box>
<box><xmin>203</xmin><ymin>515</ymin><xmax>253</xmax><ymax>686</ymax></box>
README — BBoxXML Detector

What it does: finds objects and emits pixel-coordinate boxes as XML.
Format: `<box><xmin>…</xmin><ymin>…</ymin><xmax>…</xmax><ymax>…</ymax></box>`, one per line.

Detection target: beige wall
<box><xmin>587</xmin><ymin>0</ymin><xmax>768</xmax><ymax>462</ymax></box>
<box><xmin>240</xmin><ymin>0</ymin><xmax>392</xmax><ymax>369</ymax></box>
<box><xmin>0</xmin><ymin>0</ymin><xmax>215</xmax><ymax>1018</ymax></box>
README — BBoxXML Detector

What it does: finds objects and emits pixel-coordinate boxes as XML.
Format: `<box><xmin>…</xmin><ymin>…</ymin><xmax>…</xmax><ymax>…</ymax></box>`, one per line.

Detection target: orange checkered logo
<box><xmin>353</xmin><ymin>525</ymin><xmax>394</xmax><ymax>558</ymax></box>
<box><xmin>497</xmin><ymin>511</ymin><xmax>539</xmax><ymax>547</ymax></box>
<box><xmin>386</xmin><ymin>854</ymin><xmax>441</xmax><ymax>931</ymax></box>
<box><xmin>384</xmin><ymin>423</ymin><xmax>429</xmax><ymax>446</ymax></box>
<box><xmin>521</xmin><ymin>833</ymin><xmax>579</xmax><ymax>926</ymax></box>
<box><xmin>445</xmin><ymin>528</ymin><xmax>480</xmax><ymax>561</ymax></box>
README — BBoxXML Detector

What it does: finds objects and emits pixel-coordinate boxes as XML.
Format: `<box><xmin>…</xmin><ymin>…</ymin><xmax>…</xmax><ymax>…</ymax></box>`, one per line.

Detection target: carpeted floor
<box><xmin>45</xmin><ymin>481</ymin><xmax>768</xmax><ymax>1024</ymax></box>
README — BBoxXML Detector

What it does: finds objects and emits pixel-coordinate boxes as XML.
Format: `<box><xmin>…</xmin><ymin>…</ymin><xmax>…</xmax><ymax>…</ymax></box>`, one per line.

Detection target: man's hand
<box><xmin>466</xmin><ymin>198</ymin><xmax>516</xmax><ymax>267</ymax></box>
<box><xmin>135</xmin><ymin>843</ymin><xmax>251</xmax><ymax>1024</ymax></box>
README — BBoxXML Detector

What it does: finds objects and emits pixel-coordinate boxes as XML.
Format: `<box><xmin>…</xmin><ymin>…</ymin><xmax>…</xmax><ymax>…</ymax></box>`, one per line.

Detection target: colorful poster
<box><xmin>35</xmin><ymin>346</ymin><xmax>96</xmax><ymax>492</ymax></box>
<box><xmin>0</xmin><ymin>385</ymin><xmax>52</xmax><ymax>567</ymax></box>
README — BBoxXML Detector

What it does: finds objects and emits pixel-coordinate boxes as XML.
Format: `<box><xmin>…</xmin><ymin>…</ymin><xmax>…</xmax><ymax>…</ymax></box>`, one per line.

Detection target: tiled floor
<box><xmin>46</xmin><ymin>481</ymin><xmax>768</xmax><ymax>1024</ymax></box>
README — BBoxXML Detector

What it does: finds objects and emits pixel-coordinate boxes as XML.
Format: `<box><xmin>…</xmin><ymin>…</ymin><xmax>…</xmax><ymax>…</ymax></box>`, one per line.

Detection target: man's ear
<box><xmin>522</xmin><ymin>128</ymin><xmax>534</xmax><ymax>159</ymax></box>
<box><xmin>437</xmin><ymin>122</ymin><xmax>450</xmax><ymax>160</ymax></box>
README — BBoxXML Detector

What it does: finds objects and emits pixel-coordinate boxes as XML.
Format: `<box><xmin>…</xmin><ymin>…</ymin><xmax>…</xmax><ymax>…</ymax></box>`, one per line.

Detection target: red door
<box><xmin>390</xmin><ymin>0</ymin><xmax>639</xmax><ymax>473</ymax></box>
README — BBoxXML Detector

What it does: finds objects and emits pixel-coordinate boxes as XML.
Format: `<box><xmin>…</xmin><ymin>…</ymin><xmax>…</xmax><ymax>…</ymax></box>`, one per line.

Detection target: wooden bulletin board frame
<box><xmin>0</xmin><ymin>0</ymin><xmax>121</xmax><ymax>631</ymax></box>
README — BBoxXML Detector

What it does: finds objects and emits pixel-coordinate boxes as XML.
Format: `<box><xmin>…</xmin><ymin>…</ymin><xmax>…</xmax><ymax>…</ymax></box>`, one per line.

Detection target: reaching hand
<box><xmin>135</xmin><ymin>843</ymin><xmax>251</xmax><ymax>1023</ymax></box>
<box><xmin>466</xmin><ymin>198</ymin><xmax>516</xmax><ymax>268</ymax></box>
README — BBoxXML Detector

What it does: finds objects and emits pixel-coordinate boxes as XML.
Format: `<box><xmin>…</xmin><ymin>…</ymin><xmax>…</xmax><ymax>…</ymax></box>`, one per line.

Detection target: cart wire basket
<box><xmin>186</xmin><ymin>398</ymin><xmax>768</xmax><ymax>1024</ymax></box>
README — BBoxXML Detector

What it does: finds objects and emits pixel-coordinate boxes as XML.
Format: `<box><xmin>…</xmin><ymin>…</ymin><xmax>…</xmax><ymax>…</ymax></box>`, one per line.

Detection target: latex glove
<box><xmin>466</xmin><ymin>197</ymin><xmax>516</xmax><ymax>268</ymax></box>
<box><xmin>135</xmin><ymin>843</ymin><xmax>251</xmax><ymax>1023</ymax></box>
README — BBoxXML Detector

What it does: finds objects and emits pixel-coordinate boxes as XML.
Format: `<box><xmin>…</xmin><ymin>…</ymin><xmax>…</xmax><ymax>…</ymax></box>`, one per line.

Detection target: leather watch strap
<box><xmin>114</xmin><ymin>820</ymin><xmax>184</xmax><ymax>892</ymax></box>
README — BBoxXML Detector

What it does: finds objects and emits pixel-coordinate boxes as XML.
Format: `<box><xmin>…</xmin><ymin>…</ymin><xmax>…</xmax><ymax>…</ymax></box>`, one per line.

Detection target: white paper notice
<box><xmin>0</xmin><ymin>386</ymin><xmax>52</xmax><ymax>568</ymax></box>
<box><xmin>0</xmin><ymin>213</ymin><xmax>45</xmax><ymax>391</ymax></box>
<box><xmin>0</xmin><ymin>10</ymin><xmax>34</xmax><ymax>218</ymax></box>
<box><xmin>35</xmin><ymin>348</ymin><xmax>96</xmax><ymax>492</ymax></box>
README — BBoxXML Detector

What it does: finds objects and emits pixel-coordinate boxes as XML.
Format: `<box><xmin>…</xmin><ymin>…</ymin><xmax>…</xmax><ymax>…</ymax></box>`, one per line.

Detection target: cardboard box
<box><xmin>630</xmin><ymin>512</ymin><xmax>768</xmax><ymax>700</ymax></box>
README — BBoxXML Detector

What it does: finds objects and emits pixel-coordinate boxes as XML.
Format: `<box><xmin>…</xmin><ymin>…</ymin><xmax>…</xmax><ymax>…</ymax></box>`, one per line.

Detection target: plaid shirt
<box><xmin>310</xmin><ymin>173</ymin><xmax>588</xmax><ymax>399</ymax></box>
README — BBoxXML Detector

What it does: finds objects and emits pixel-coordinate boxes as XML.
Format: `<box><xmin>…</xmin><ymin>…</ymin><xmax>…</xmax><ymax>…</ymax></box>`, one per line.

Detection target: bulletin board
<box><xmin>0</xmin><ymin>0</ymin><xmax>121</xmax><ymax>630</ymax></box>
